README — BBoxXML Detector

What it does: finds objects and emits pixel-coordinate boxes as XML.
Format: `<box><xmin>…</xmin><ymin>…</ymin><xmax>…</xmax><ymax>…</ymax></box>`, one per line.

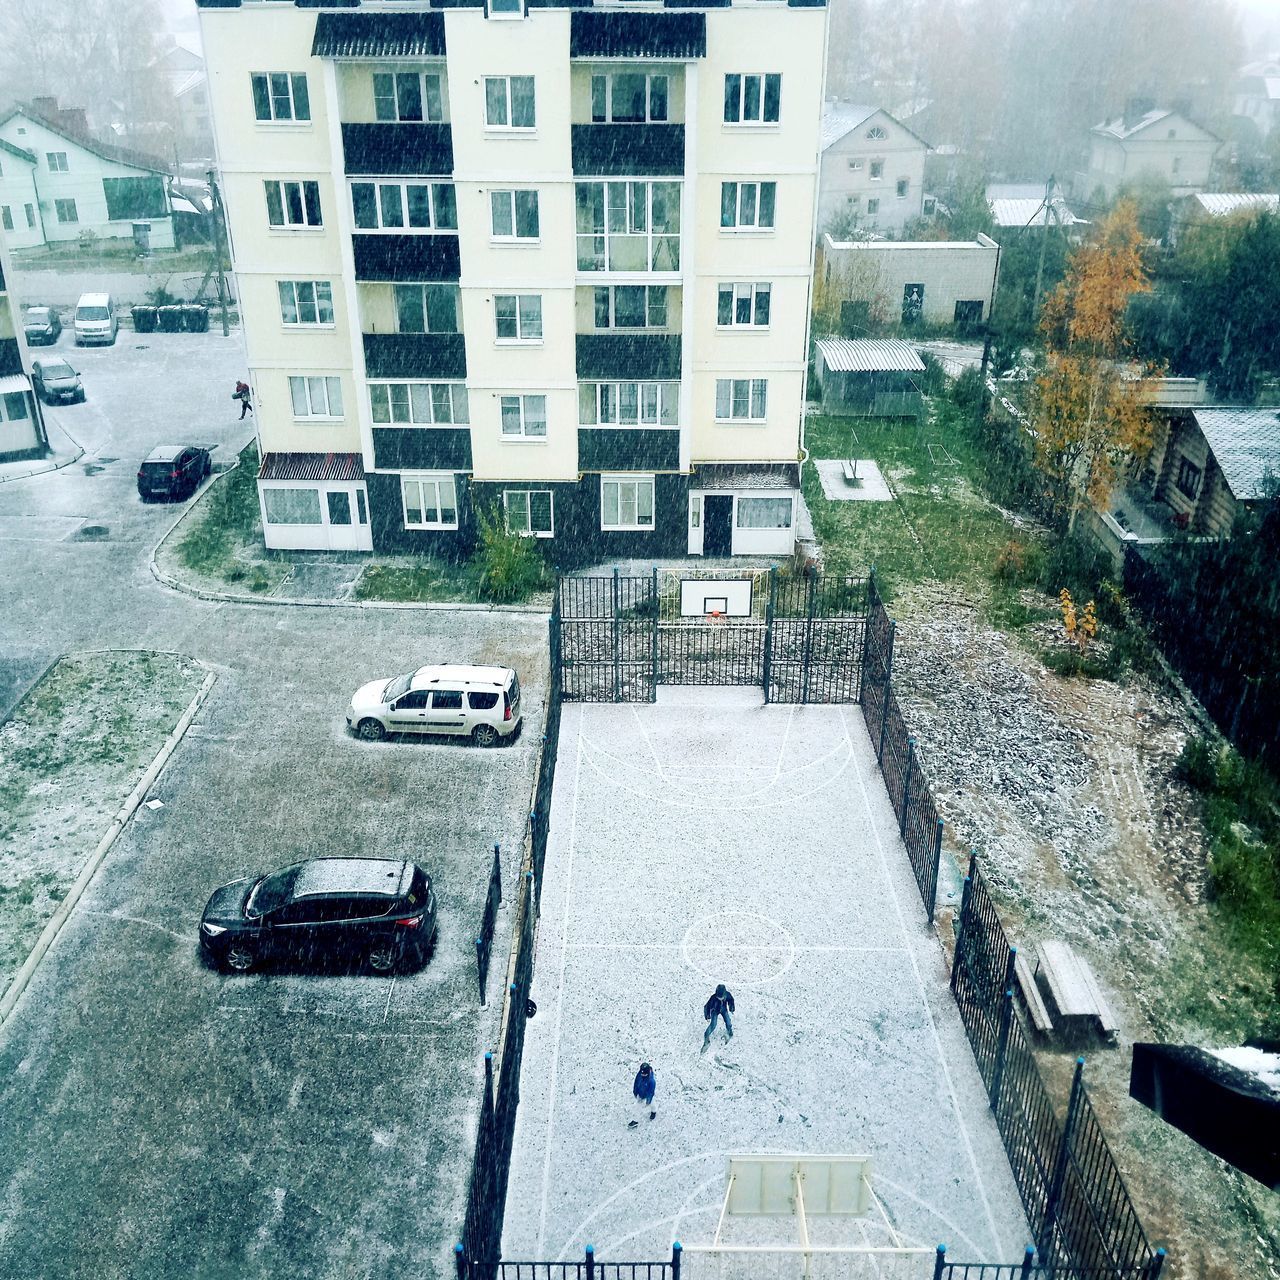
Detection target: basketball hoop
<box><xmin>708</xmin><ymin>609</ymin><xmax>724</xmax><ymax>621</ymax></box>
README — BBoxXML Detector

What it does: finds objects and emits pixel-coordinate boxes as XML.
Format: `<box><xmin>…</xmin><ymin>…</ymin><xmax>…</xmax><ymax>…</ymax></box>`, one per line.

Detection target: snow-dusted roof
<box><xmin>988</xmin><ymin>197</ymin><xmax>1081</xmax><ymax>228</ymax></box>
<box><xmin>820</xmin><ymin>103</ymin><xmax>929</xmax><ymax>152</ymax></box>
<box><xmin>1191</xmin><ymin>407</ymin><xmax>1280</xmax><ymax>501</ymax></box>
<box><xmin>1093</xmin><ymin>108</ymin><xmax>1218</xmax><ymax>143</ymax></box>
<box><xmin>816</xmin><ymin>338</ymin><xmax>925</xmax><ymax>374</ymax></box>
<box><xmin>1190</xmin><ymin>193</ymin><xmax>1280</xmax><ymax>217</ymax></box>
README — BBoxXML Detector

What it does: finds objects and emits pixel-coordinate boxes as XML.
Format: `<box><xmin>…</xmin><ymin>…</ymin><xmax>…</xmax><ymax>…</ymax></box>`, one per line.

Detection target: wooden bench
<box><xmin>1013</xmin><ymin>948</ymin><xmax>1055</xmax><ymax>1035</ymax></box>
<box><xmin>1036</xmin><ymin>940</ymin><xmax>1118</xmax><ymax>1041</ymax></box>
<box><xmin>841</xmin><ymin>459</ymin><xmax>860</xmax><ymax>485</ymax></box>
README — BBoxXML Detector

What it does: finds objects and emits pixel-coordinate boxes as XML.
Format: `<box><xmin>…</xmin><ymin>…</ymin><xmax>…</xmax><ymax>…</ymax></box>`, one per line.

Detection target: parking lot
<box><xmin>0</xmin><ymin>327</ymin><xmax>552</xmax><ymax>1278</ymax></box>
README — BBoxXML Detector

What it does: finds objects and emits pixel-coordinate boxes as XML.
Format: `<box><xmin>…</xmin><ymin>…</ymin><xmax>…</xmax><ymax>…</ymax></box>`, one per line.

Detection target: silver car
<box><xmin>31</xmin><ymin>358</ymin><xmax>84</xmax><ymax>405</ymax></box>
<box><xmin>347</xmin><ymin>664</ymin><xmax>522</xmax><ymax>747</ymax></box>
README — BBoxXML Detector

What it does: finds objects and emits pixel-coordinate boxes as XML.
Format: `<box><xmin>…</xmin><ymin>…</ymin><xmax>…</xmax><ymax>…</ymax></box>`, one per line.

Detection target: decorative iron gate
<box><xmin>557</xmin><ymin>569</ymin><xmax>866</xmax><ymax>703</ymax></box>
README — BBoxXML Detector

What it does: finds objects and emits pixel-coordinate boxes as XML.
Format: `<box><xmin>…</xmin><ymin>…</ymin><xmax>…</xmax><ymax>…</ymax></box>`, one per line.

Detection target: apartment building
<box><xmin>196</xmin><ymin>0</ymin><xmax>828</xmax><ymax>563</ymax></box>
<box><xmin>0</xmin><ymin>229</ymin><xmax>47</xmax><ymax>462</ymax></box>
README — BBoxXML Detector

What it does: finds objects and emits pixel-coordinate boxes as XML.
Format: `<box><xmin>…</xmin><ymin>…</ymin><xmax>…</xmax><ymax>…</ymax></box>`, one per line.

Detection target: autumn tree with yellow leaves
<box><xmin>1031</xmin><ymin>201</ymin><xmax>1156</xmax><ymax>532</ymax></box>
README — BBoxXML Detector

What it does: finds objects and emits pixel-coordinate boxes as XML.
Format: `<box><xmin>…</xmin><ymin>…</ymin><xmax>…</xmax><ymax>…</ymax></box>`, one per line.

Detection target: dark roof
<box><xmin>0</xmin><ymin>104</ymin><xmax>170</xmax><ymax>175</ymax></box>
<box><xmin>313</xmin><ymin>12</ymin><xmax>446</xmax><ymax>58</ymax></box>
<box><xmin>569</xmin><ymin>11</ymin><xmax>706</xmax><ymax>58</ymax></box>
<box><xmin>0</xmin><ymin>138</ymin><xmax>35</xmax><ymax>166</ymax></box>
<box><xmin>1190</xmin><ymin>408</ymin><xmax>1280</xmax><ymax>501</ymax></box>
<box><xmin>692</xmin><ymin>463</ymin><xmax>801</xmax><ymax>490</ymax></box>
<box><xmin>259</xmin><ymin>452</ymin><xmax>365</xmax><ymax>483</ymax></box>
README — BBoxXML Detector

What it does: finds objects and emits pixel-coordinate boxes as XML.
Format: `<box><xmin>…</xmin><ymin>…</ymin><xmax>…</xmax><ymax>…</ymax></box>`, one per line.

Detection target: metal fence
<box><xmin>457</xmin><ymin>1246</ymin><xmax>682</xmax><ymax>1280</ymax></box>
<box><xmin>936</xmin><ymin>1254</ymin><xmax>1164</xmax><ymax>1280</ymax></box>
<box><xmin>475</xmin><ymin>844</ymin><xmax>503</xmax><ymax>1005</ymax></box>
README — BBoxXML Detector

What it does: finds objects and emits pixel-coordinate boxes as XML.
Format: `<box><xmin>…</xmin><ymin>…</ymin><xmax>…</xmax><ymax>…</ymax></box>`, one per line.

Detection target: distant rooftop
<box><xmin>1188</xmin><ymin>193</ymin><xmax>1280</xmax><ymax>217</ymax></box>
<box><xmin>1093</xmin><ymin>107</ymin><xmax>1218</xmax><ymax>142</ymax></box>
<box><xmin>816</xmin><ymin>338</ymin><xmax>925</xmax><ymax>374</ymax></box>
<box><xmin>987</xmin><ymin>188</ymin><xmax>1082</xmax><ymax>229</ymax></box>
<box><xmin>820</xmin><ymin>101</ymin><xmax>928</xmax><ymax>151</ymax></box>
<box><xmin>1191</xmin><ymin>407</ymin><xmax>1280</xmax><ymax>502</ymax></box>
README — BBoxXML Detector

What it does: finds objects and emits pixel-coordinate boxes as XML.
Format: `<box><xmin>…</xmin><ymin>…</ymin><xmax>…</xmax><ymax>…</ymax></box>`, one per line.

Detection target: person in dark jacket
<box><xmin>702</xmin><ymin>983</ymin><xmax>735</xmax><ymax>1051</ymax></box>
<box><xmin>233</xmin><ymin>380</ymin><xmax>253</xmax><ymax>419</ymax></box>
<box><xmin>629</xmin><ymin>1062</ymin><xmax>656</xmax><ymax>1125</ymax></box>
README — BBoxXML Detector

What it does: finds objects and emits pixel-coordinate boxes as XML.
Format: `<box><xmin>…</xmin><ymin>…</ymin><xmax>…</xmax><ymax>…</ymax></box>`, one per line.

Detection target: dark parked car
<box><xmin>200</xmin><ymin>857</ymin><xmax>438</xmax><ymax>974</ymax></box>
<box><xmin>23</xmin><ymin>307</ymin><xmax>62</xmax><ymax>346</ymax></box>
<box><xmin>30</xmin><ymin>358</ymin><xmax>83</xmax><ymax>404</ymax></box>
<box><xmin>137</xmin><ymin>445</ymin><xmax>211</xmax><ymax>501</ymax></box>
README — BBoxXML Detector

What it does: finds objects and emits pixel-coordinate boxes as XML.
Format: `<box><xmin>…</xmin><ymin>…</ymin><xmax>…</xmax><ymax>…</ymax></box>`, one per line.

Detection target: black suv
<box><xmin>200</xmin><ymin>858</ymin><xmax>438</xmax><ymax>974</ymax></box>
<box><xmin>137</xmin><ymin>445</ymin><xmax>211</xmax><ymax>501</ymax></box>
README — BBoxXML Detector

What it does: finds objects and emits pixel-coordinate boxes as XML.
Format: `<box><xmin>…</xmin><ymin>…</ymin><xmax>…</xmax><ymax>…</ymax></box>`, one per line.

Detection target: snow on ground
<box><xmin>503</xmin><ymin>690</ymin><xmax>1029</xmax><ymax>1270</ymax></box>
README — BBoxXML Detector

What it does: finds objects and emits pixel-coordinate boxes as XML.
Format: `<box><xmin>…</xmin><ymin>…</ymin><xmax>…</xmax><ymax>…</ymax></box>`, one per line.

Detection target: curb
<box><xmin>0</xmin><ymin>445</ymin><xmax>85</xmax><ymax>486</ymax></box>
<box><xmin>0</xmin><ymin>661</ymin><xmax>219</xmax><ymax>1028</ymax></box>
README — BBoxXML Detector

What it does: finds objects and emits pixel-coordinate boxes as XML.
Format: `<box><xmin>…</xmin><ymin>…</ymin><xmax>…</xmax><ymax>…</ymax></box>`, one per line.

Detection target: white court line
<box><xmin>841</xmin><ymin>706</ymin><xmax>1010</xmax><ymax>1261</ymax></box>
<box><xmin>601</xmin><ymin>1195</ymin><xmax>723</xmax><ymax>1258</ymax></box>
<box><xmin>876</xmin><ymin>1175</ymin><xmax>989</xmax><ymax>1260</ymax></box>
<box><xmin>567</xmin><ymin>942</ymin><xmax>908</xmax><ymax>954</ymax></box>
<box><xmin>670</xmin><ymin>1171</ymin><xmax>728</xmax><ymax>1251</ymax></box>
<box><xmin>774</xmin><ymin>704</ymin><xmax>795</xmax><ymax>782</ymax></box>
<box><xmin>536</xmin><ymin>707</ymin><xmax>584</xmax><ymax>1259</ymax></box>
<box><xmin>381</xmin><ymin>977</ymin><xmax>396</xmax><ymax>1024</ymax></box>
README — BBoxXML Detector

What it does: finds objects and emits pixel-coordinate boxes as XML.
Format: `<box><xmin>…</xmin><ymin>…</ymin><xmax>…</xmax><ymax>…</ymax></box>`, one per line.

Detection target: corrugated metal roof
<box><xmin>692</xmin><ymin>463</ymin><xmax>799</xmax><ymax>491</ymax></box>
<box><xmin>1191</xmin><ymin>408</ymin><xmax>1280</xmax><ymax>502</ymax></box>
<box><xmin>816</xmin><ymin>338</ymin><xmax>925</xmax><ymax>373</ymax></box>
<box><xmin>570</xmin><ymin>12</ymin><xmax>706</xmax><ymax>59</ymax></box>
<box><xmin>259</xmin><ymin>452</ymin><xmax>365</xmax><ymax>483</ymax></box>
<box><xmin>989</xmin><ymin>196</ymin><xmax>1081</xmax><ymax>228</ymax></box>
<box><xmin>312</xmin><ymin>12</ymin><xmax>446</xmax><ymax>60</ymax></box>
<box><xmin>0</xmin><ymin>373</ymin><xmax>31</xmax><ymax>395</ymax></box>
<box><xmin>1191</xmin><ymin>193</ymin><xmax>1280</xmax><ymax>217</ymax></box>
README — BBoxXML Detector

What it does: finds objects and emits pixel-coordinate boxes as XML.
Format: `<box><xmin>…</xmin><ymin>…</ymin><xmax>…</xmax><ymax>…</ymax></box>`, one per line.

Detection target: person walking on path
<box><xmin>629</xmin><ymin>1062</ymin><xmax>656</xmax><ymax>1126</ymax></box>
<box><xmin>233</xmin><ymin>380</ymin><xmax>253</xmax><ymax>419</ymax></box>
<box><xmin>702</xmin><ymin>983</ymin><xmax>735</xmax><ymax>1052</ymax></box>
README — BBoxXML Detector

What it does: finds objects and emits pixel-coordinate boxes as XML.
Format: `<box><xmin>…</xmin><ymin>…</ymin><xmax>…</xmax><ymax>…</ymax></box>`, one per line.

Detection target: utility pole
<box><xmin>1031</xmin><ymin>173</ymin><xmax>1057</xmax><ymax>322</ymax></box>
<box><xmin>207</xmin><ymin>167</ymin><xmax>231</xmax><ymax>337</ymax></box>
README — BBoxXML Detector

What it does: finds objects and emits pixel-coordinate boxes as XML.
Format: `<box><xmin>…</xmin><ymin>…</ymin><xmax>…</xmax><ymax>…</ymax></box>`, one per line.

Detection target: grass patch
<box><xmin>353</xmin><ymin>559</ymin><xmax>485</xmax><ymax>604</ymax></box>
<box><xmin>12</xmin><ymin>243</ymin><xmax>214</xmax><ymax>276</ymax></box>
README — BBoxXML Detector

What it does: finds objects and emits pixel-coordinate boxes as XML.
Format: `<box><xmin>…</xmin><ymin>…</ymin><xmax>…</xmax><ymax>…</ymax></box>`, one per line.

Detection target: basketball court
<box><xmin>501</xmin><ymin>690</ymin><xmax>1030</xmax><ymax>1271</ymax></box>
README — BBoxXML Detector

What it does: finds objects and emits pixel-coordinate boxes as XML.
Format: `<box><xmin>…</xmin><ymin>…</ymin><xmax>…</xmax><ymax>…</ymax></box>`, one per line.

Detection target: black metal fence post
<box><xmin>762</xmin><ymin>567</ymin><xmax>777</xmax><ymax>703</ymax></box>
<box><xmin>475</xmin><ymin>938</ymin><xmax>486</xmax><ymax>1005</ymax></box>
<box><xmin>492</xmin><ymin>843</ymin><xmax>502</xmax><ymax>903</ymax></box>
<box><xmin>800</xmin><ymin>569</ymin><xmax>817</xmax><ymax>704</ymax></box>
<box><xmin>671</xmin><ymin>1240</ymin><xmax>683</xmax><ymax>1280</ymax></box>
<box><xmin>932</xmin><ymin>1242</ymin><xmax>947</xmax><ymax>1280</ymax></box>
<box><xmin>877</xmin><ymin>620</ymin><xmax>896</xmax><ymax>761</ymax></box>
<box><xmin>612</xmin><ymin>568</ymin><xmax>622</xmax><ymax>703</ymax></box>
<box><xmin>1148</xmin><ymin>1247</ymin><xmax>1167</xmax><ymax>1278</ymax></box>
<box><xmin>950</xmin><ymin>856</ymin><xmax>976</xmax><ymax>994</ymax></box>
<box><xmin>585</xmin><ymin>1244</ymin><xmax>596</xmax><ymax>1280</ymax></box>
<box><xmin>650</xmin><ymin>566</ymin><xmax>659</xmax><ymax>702</ymax></box>
<box><xmin>1018</xmin><ymin>1244</ymin><xmax>1036</xmax><ymax>1279</ymax></box>
<box><xmin>989</xmin><ymin>950</ymin><xmax>1017</xmax><ymax>1110</ymax></box>
<box><xmin>900</xmin><ymin>738</ymin><xmax>916</xmax><ymax>835</ymax></box>
<box><xmin>926</xmin><ymin>818</ymin><xmax>943</xmax><ymax>927</ymax></box>
<box><xmin>1039</xmin><ymin>1056</ymin><xmax>1086</xmax><ymax>1263</ymax></box>
<box><xmin>454</xmin><ymin>1242</ymin><xmax>466</xmax><ymax>1280</ymax></box>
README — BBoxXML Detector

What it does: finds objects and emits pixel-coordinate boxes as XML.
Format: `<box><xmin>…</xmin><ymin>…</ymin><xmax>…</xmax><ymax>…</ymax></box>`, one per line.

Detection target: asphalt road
<box><xmin>0</xmin><ymin>331</ymin><xmax>549</xmax><ymax>1279</ymax></box>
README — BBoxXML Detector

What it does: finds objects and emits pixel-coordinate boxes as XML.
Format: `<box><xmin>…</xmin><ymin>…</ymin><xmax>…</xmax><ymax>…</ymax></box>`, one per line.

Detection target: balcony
<box><xmin>571</xmin><ymin>125</ymin><xmax>684</xmax><ymax>177</ymax></box>
<box><xmin>363</xmin><ymin>333</ymin><xmax>466</xmax><ymax>380</ymax></box>
<box><xmin>353</xmin><ymin>235</ymin><xmax>460</xmax><ymax>283</ymax></box>
<box><xmin>373</xmin><ymin>427</ymin><xmax>472</xmax><ymax>473</ymax></box>
<box><xmin>576</xmin><ymin>333</ymin><xmax>681</xmax><ymax>380</ymax></box>
<box><xmin>578</xmin><ymin>428</ymin><xmax>680</xmax><ymax>472</ymax></box>
<box><xmin>569</xmin><ymin>11</ymin><xmax>706</xmax><ymax>58</ymax></box>
<box><xmin>342</xmin><ymin>124</ymin><xmax>453</xmax><ymax>177</ymax></box>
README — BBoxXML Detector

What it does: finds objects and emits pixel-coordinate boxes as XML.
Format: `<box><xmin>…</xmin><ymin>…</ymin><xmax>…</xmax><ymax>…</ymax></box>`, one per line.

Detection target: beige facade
<box><xmin>199</xmin><ymin>0</ymin><xmax>827</xmax><ymax>559</ymax></box>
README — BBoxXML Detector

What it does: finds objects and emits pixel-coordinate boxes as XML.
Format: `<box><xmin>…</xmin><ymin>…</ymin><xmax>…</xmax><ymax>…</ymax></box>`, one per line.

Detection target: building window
<box><xmin>374</xmin><ymin>72</ymin><xmax>444</xmax><ymax>123</ymax></box>
<box><xmin>494</xmin><ymin>294</ymin><xmax>542</xmax><ymax>342</ymax></box>
<box><xmin>490</xmin><ymin>189</ymin><xmax>539</xmax><ymax>240</ymax></box>
<box><xmin>1175</xmin><ymin>456</ymin><xmax>1202</xmax><ymax>500</ymax></box>
<box><xmin>717</xmin><ymin>282</ymin><xmax>771</xmax><ymax>328</ymax></box>
<box><xmin>896</xmin><ymin>178</ymin><xmax>909</xmax><ymax>198</ymax></box>
<box><xmin>736</xmin><ymin>496</ymin><xmax>793</xmax><ymax>529</ymax></box>
<box><xmin>593</xmin><ymin>285</ymin><xmax>667</xmax><ymax>329</ymax></box>
<box><xmin>278</xmin><ymin>280</ymin><xmax>335</xmax><ymax>327</ymax></box>
<box><xmin>953</xmin><ymin>300</ymin><xmax>983</xmax><ymax>326</ymax></box>
<box><xmin>288</xmin><ymin>376</ymin><xmax>343</xmax><ymax>419</ymax></box>
<box><xmin>0</xmin><ymin>207</ymin><xmax>10</xmax><ymax>232</ymax></box>
<box><xmin>1172</xmin><ymin>156</ymin><xmax>1182</xmax><ymax>175</ymax></box>
<box><xmin>490</xmin><ymin>0</ymin><xmax>523</xmax><ymax>14</ymax></box>
<box><xmin>103</xmin><ymin>177</ymin><xmax>167</xmax><ymax>221</ymax></box>
<box><xmin>576</xmin><ymin>181</ymin><xmax>680</xmax><ymax>272</ymax></box>
<box><xmin>351</xmin><ymin>180</ymin><xmax>456</xmax><ymax>232</ymax></box>
<box><xmin>394</xmin><ymin>284</ymin><xmax>459</xmax><ymax>333</ymax></box>
<box><xmin>869</xmin><ymin>160</ymin><xmax>884</xmax><ymax>180</ymax></box>
<box><xmin>370</xmin><ymin>381</ymin><xmax>469</xmax><ymax>425</ymax></box>
<box><xmin>401</xmin><ymin>474</ymin><xmax>458</xmax><ymax>529</ymax></box>
<box><xmin>505</xmin><ymin>489</ymin><xmax>554</xmax><ymax>537</ymax></box>
<box><xmin>263</xmin><ymin>488</ymin><xmax>322</xmax><ymax>525</ymax></box>
<box><xmin>500</xmin><ymin>394</ymin><xmax>547</xmax><ymax>439</ymax></box>
<box><xmin>601</xmin><ymin>475</ymin><xmax>655</xmax><ymax>530</ymax></box>
<box><xmin>723</xmin><ymin>74</ymin><xmax>781</xmax><ymax>124</ymax></box>
<box><xmin>47</xmin><ymin>152</ymin><xmax>68</xmax><ymax>172</ymax></box>
<box><xmin>2</xmin><ymin>391</ymin><xmax>29</xmax><ymax>421</ymax></box>
<box><xmin>265</xmin><ymin>179</ymin><xmax>322</xmax><ymax>228</ymax></box>
<box><xmin>866</xmin><ymin>197</ymin><xmax>880</xmax><ymax>215</ymax></box>
<box><xmin>714</xmin><ymin>378</ymin><xmax>767</xmax><ymax>422</ymax></box>
<box><xmin>847</xmin><ymin>159</ymin><xmax>864</xmax><ymax>171</ymax></box>
<box><xmin>720</xmin><ymin>181</ymin><xmax>775</xmax><ymax>230</ymax></box>
<box><xmin>252</xmin><ymin>73</ymin><xmax>310</xmax><ymax>122</ymax></box>
<box><xmin>24</xmin><ymin>204</ymin><xmax>34</xmax><ymax>228</ymax></box>
<box><xmin>485</xmin><ymin>76</ymin><xmax>536</xmax><ymax>129</ymax></box>
<box><xmin>579</xmin><ymin>381</ymin><xmax>679</xmax><ymax>426</ymax></box>
<box><xmin>865</xmin><ymin>125</ymin><xmax>887</xmax><ymax>140</ymax></box>
<box><xmin>54</xmin><ymin>199</ymin><xmax>78</xmax><ymax>224</ymax></box>
<box><xmin>591</xmin><ymin>73</ymin><xmax>668</xmax><ymax>123</ymax></box>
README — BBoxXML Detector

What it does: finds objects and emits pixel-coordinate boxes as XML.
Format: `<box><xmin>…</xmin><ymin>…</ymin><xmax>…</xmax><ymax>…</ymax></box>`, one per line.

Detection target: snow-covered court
<box><xmin>502</xmin><ymin>689</ymin><xmax>1031</xmax><ymax>1269</ymax></box>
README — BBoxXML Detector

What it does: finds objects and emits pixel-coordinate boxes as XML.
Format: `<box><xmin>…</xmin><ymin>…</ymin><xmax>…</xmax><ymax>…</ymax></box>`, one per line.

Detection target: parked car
<box><xmin>74</xmin><ymin>292</ymin><xmax>117</xmax><ymax>346</ymax></box>
<box><xmin>347</xmin><ymin>664</ymin><xmax>523</xmax><ymax>746</ymax></box>
<box><xmin>200</xmin><ymin>857</ymin><xmax>438</xmax><ymax>974</ymax></box>
<box><xmin>23</xmin><ymin>307</ymin><xmax>62</xmax><ymax>346</ymax></box>
<box><xmin>136</xmin><ymin>445</ymin><xmax>211</xmax><ymax>502</ymax></box>
<box><xmin>30</xmin><ymin>358</ymin><xmax>84</xmax><ymax>404</ymax></box>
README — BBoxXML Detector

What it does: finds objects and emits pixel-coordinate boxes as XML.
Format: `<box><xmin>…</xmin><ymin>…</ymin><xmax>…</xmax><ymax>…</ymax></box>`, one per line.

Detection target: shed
<box><xmin>813</xmin><ymin>338</ymin><xmax>925</xmax><ymax>418</ymax></box>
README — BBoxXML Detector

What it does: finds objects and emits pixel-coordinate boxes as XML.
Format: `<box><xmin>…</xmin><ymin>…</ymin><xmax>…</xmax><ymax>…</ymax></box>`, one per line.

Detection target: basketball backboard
<box><xmin>724</xmin><ymin>1155</ymin><xmax>873</xmax><ymax>1217</ymax></box>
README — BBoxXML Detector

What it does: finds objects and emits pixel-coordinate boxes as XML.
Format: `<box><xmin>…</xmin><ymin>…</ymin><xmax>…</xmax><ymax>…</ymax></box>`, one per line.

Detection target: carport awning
<box><xmin>258</xmin><ymin>452</ymin><xmax>365</xmax><ymax>483</ymax></box>
<box><xmin>0</xmin><ymin>373</ymin><xmax>31</xmax><ymax>394</ymax></box>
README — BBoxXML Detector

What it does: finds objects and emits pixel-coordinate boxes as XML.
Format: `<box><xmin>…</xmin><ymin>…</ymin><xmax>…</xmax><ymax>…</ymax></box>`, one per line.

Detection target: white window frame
<box><xmin>717</xmin><ymin>282</ymin><xmax>771</xmax><ymax>329</ymax></box>
<box><xmin>262</xmin><ymin>486</ymin><xmax>323</xmax><ymax>526</ymax></box>
<box><xmin>504</xmin><ymin>489</ymin><xmax>554</xmax><ymax>538</ymax></box>
<box><xmin>865</xmin><ymin>125</ymin><xmax>887</xmax><ymax>141</ymax></box>
<box><xmin>714</xmin><ymin>377</ymin><xmax>768</xmax><ymax>423</ymax></box>
<box><xmin>723</xmin><ymin>73</ymin><xmax>781</xmax><ymax>125</ymax></box>
<box><xmin>601</xmin><ymin>474</ymin><xmax>655</xmax><ymax>531</ymax></box>
<box><xmin>593</xmin><ymin>285</ymin><xmax>668</xmax><ymax>330</ymax></box>
<box><xmin>393</xmin><ymin>283</ymin><xmax>460</xmax><ymax>334</ymax></box>
<box><xmin>265</xmin><ymin>179</ymin><xmax>322</xmax><ymax>229</ymax></box>
<box><xmin>866</xmin><ymin>197</ymin><xmax>880</xmax><ymax>215</ymax></box>
<box><xmin>47</xmin><ymin>152</ymin><xmax>68</xmax><ymax>172</ymax></box>
<box><xmin>401</xmin><ymin>473</ymin><xmax>459</xmax><ymax>530</ymax></box>
<box><xmin>349</xmin><ymin>179</ymin><xmax>457</xmax><ymax>233</ymax></box>
<box><xmin>494</xmin><ymin>294</ymin><xmax>543</xmax><ymax>343</ymax></box>
<box><xmin>575</xmin><ymin>180</ymin><xmax>682</xmax><ymax>273</ymax></box>
<box><xmin>484</xmin><ymin>76</ymin><xmax>536</xmax><ymax>130</ymax></box>
<box><xmin>54</xmin><ymin>198</ymin><xmax>78</xmax><ymax>224</ymax></box>
<box><xmin>735</xmin><ymin>495</ymin><xmax>794</xmax><ymax>530</ymax></box>
<box><xmin>499</xmin><ymin>394</ymin><xmax>548</xmax><ymax>440</ymax></box>
<box><xmin>288</xmin><ymin>375</ymin><xmax>343</xmax><ymax>420</ymax></box>
<box><xmin>252</xmin><ymin>72</ymin><xmax>311</xmax><ymax>123</ymax></box>
<box><xmin>869</xmin><ymin>159</ymin><xmax>884</xmax><ymax>180</ymax></box>
<box><xmin>847</xmin><ymin>158</ymin><xmax>864</xmax><ymax>171</ymax></box>
<box><xmin>719</xmin><ymin>181</ymin><xmax>776</xmax><ymax>231</ymax></box>
<box><xmin>278</xmin><ymin>280</ymin><xmax>335</xmax><ymax>328</ymax></box>
<box><xmin>590</xmin><ymin>73</ymin><xmax>670</xmax><ymax>124</ymax></box>
<box><xmin>369</xmin><ymin>381</ymin><xmax>469</xmax><ymax>426</ymax></box>
<box><xmin>489</xmin><ymin>189</ymin><xmax>540</xmax><ymax>241</ymax></box>
<box><xmin>373</xmin><ymin>71</ymin><xmax>445</xmax><ymax>123</ymax></box>
<box><xmin>579</xmin><ymin>381</ymin><xmax>679</xmax><ymax>427</ymax></box>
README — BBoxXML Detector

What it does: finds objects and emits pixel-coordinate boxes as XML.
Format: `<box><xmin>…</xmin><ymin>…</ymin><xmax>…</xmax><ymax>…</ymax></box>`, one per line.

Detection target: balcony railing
<box><xmin>579</xmin><ymin>427</ymin><xmax>680</xmax><ymax>473</ymax></box>
<box><xmin>576</xmin><ymin>333</ymin><xmax>681</xmax><ymax>380</ymax></box>
<box><xmin>363</xmin><ymin>333</ymin><xmax>466</xmax><ymax>380</ymax></box>
<box><xmin>353</xmin><ymin>235</ymin><xmax>460</xmax><ymax>283</ymax></box>
<box><xmin>571</xmin><ymin>125</ymin><xmax>684</xmax><ymax>177</ymax></box>
<box><xmin>373</xmin><ymin>427</ymin><xmax>472</xmax><ymax>473</ymax></box>
<box><xmin>342</xmin><ymin>123</ymin><xmax>453</xmax><ymax>177</ymax></box>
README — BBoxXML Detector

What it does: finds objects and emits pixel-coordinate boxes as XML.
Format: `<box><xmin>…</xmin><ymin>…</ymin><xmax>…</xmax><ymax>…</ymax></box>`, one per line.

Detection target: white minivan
<box><xmin>347</xmin><ymin>664</ymin><xmax>522</xmax><ymax>746</ymax></box>
<box><xmin>74</xmin><ymin>293</ymin><xmax>118</xmax><ymax>346</ymax></box>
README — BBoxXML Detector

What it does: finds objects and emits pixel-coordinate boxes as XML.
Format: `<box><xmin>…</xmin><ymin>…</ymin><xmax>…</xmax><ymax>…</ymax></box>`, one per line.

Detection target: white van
<box><xmin>74</xmin><ymin>293</ymin><xmax>118</xmax><ymax>346</ymax></box>
<box><xmin>347</xmin><ymin>664</ymin><xmax>522</xmax><ymax>746</ymax></box>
